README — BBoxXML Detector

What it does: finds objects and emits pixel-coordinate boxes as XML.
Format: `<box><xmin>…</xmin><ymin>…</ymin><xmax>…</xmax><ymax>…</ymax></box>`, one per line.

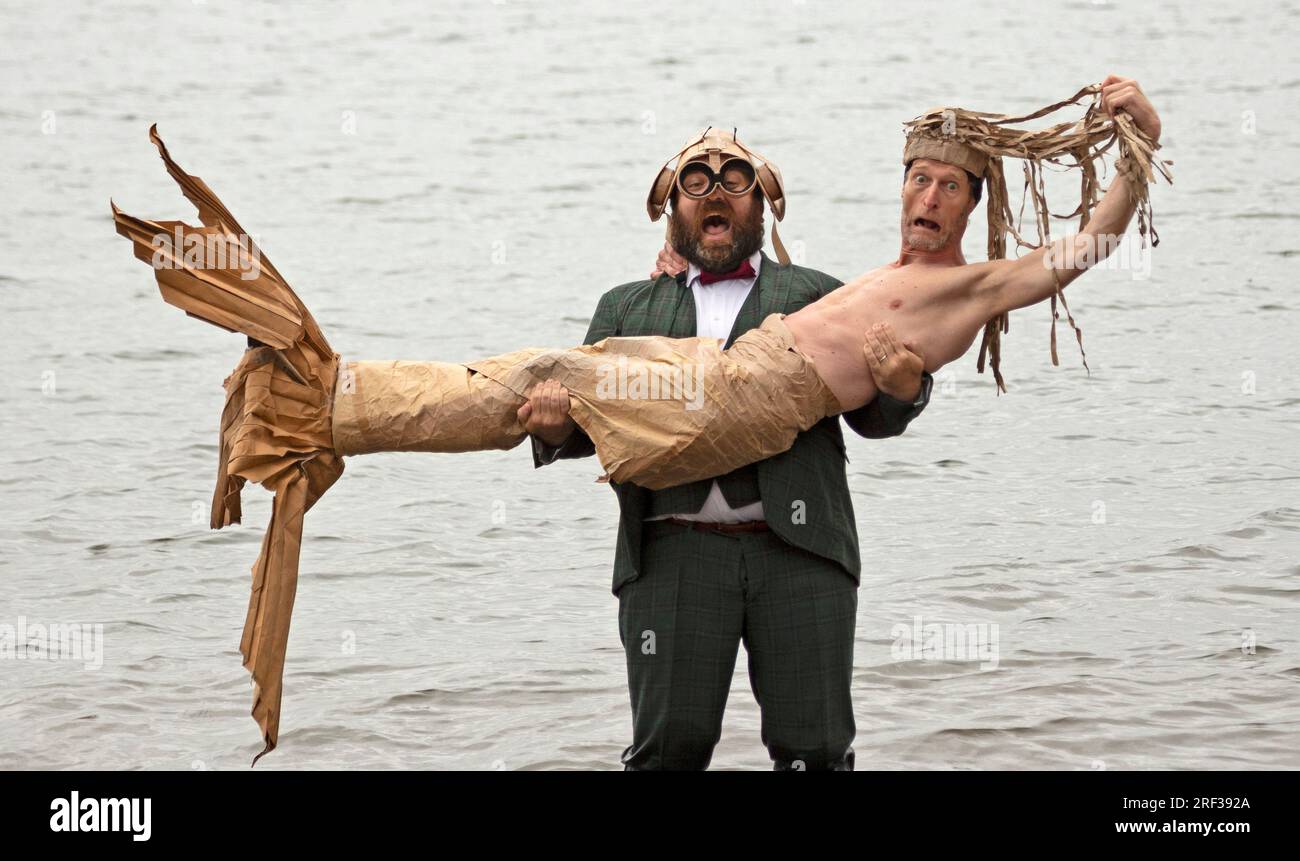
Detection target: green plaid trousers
<box><xmin>617</xmin><ymin>521</ymin><xmax>858</xmax><ymax>770</ymax></box>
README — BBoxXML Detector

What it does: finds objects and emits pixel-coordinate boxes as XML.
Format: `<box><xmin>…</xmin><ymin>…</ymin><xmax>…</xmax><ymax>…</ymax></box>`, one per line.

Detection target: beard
<box><xmin>668</xmin><ymin>201</ymin><xmax>765</xmax><ymax>273</ymax></box>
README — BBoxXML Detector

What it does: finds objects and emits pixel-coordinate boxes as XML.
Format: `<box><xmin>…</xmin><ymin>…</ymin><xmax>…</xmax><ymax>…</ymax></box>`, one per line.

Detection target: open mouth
<box><xmin>701</xmin><ymin>213</ymin><xmax>731</xmax><ymax>237</ymax></box>
<box><xmin>912</xmin><ymin>217</ymin><xmax>941</xmax><ymax>233</ymax></box>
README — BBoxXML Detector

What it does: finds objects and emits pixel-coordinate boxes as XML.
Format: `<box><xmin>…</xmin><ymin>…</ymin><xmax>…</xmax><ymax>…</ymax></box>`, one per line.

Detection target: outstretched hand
<box><xmin>863</xmin><ymin>322</ymin><xmax>925</xmax><ymax>402</ymax></box>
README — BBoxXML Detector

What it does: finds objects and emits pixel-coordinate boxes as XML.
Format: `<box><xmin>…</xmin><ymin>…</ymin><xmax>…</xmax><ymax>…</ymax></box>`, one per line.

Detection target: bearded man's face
<box><xmin>668</xmin><ymin>181</ymin><xmax>765</xmax><ymax>273</ymax></box>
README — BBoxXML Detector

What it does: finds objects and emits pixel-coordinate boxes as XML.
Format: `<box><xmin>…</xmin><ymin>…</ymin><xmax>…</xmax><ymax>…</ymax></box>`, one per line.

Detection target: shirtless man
<box><xmin>649</xmin><ymin>74</ymin><xmax>1161</xmax><ymax>409</ymax></box>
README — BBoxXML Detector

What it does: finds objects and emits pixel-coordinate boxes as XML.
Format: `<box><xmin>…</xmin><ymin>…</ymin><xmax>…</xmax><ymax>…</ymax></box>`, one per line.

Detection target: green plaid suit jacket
<box><xmin>534</xmin><ymin>252</ymin><xmax>932</xmax><ymax>593</ymax></box>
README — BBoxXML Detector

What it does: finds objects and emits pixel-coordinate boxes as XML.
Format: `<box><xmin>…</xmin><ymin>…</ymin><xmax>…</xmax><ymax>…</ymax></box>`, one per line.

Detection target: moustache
<box><xmin>696</xmin><ymin>202</ymin><xmax>733</xmax><ymax>218</ymax></box>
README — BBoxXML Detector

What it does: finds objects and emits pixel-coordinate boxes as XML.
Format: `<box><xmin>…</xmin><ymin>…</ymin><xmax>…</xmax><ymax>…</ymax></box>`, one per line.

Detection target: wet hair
<box><xmin>904</xmin><ymin>159</ymin><xmax>983</xmax><ymax>205</ymax></box>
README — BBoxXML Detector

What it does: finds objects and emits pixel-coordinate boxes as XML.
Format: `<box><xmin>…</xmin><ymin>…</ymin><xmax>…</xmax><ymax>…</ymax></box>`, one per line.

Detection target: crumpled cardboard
<box><xmin>331</xmin><ymin>360</ymin><xmax>529</xmax><ymax>456</ymax></box>
<box><xmin>114</xmin><ymin>127</ymin><xmax>342</xmax><ymax>764</ymax></box>
<box><xmin>471</xmin><ymin>315</ymin><xmax>839</xmax><ymax>488</ymax></box>
<box><xmin>332</xmin><ymin>314</ymin><xmax>838</xmax><ymax>490</ymax></box>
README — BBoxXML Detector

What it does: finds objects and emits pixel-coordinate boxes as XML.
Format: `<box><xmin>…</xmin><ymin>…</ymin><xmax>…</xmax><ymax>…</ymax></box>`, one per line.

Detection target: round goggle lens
<box><xmin>677</xmin><ymin>158</ymin><xmax>756</xmax><ymax>198</ymax></box>
<box><xmin>679</xmin><ymin>163</ymin><xmax>715</xmax><ymax>196</ymax></box>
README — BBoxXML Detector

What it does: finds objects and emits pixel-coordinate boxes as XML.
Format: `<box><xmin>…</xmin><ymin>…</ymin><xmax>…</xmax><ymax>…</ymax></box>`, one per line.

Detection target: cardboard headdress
<box><xmin>647</xmin><ymin>127</ymin><xmax>791</xmax><ymax>264</ymax></box>
<box><xmin>903</xmin><ymin>84</ymin><xmax>1172</xmax><ymax>392</ymax></box>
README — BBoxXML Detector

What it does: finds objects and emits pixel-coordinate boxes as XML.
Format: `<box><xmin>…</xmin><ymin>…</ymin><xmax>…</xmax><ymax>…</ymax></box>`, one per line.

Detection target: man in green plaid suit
<box><xmin>521</xmin><ymin>135</ymin><xmax>932</xmax><ymax>770</ymax></box>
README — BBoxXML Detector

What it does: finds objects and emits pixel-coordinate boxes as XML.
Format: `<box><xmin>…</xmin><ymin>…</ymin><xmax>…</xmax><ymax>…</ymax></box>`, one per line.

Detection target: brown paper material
<box><xmin>332</xmin><ymin>315</ymin><xmax>839</xmax><ymax>490</ymax></box>
<box><xmin>331</xmin><ymin>360</ymin><xmax>529</xmax><ymax>455</ymax></box>
<box><xmin>902</xmin><ymin>135</ymin><xmax>990</xmax><ymax>179</ymax></box>
<box><xmin>113</xmin><ymin>127</ymin><xmax>342</xmax><ymax>764</ymax></box>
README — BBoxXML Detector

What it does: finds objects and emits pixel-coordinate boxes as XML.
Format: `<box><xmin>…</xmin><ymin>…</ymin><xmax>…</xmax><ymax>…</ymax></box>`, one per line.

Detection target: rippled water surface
<box><xmin>2</xmin><ymin>0</ymin><xmax>1298</xmax><ymax>769</ymax></box>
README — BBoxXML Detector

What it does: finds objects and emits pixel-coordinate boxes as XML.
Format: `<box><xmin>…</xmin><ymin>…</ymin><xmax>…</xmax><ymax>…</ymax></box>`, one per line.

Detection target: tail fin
<box><xmin>111</xmin><ymin>125</ymin><xmax>334</xmax><ymax>368</ymax></box>
<box><xmin>114</xmin><ymin>127</ymin><xmax>345</xmax><ymax>764</ymax></box>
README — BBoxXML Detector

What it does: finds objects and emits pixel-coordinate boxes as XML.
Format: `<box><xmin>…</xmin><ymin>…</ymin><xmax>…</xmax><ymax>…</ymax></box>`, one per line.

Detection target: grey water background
<box><xmin>1</xmin><ymin>0</ymin><xmax>1298</xmax><ymax>770</ymax></box>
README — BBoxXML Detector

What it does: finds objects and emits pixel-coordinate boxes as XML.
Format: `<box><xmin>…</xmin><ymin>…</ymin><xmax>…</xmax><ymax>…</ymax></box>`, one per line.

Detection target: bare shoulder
<box><xmin>844</xmin><ymin>261</ymin><xmax>974</xmax><ymax>292</ymax></box>
<box><xmin>906</xmin><ymin>260</ymin><xmax>1006</xmax><ymax>299</ymax></box>
<box><xmin>835</xmin><ymin>260</ymin><xmax>1006</xmax><ymax>309</ymax></box>
<box><xmin>840</xmin><ymin>264</ymin><xmax>894</xmax><ymax>289</ymax></box>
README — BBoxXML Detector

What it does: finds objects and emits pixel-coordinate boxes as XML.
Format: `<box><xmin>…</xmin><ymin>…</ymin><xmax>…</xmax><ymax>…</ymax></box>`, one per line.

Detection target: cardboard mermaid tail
<box><xmin>113</xmin><ymin>127</ymin><xmax>343</xmax><ymax>763</ymax></box>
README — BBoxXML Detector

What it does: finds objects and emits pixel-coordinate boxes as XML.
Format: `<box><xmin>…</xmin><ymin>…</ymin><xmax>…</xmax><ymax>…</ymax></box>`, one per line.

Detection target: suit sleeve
<box><xmin>530</xmin><ymin>289</ymin><xmax>620</xmax><ymax>467</ymax></box>
<box><xmin>811</xmin><ymin>272</ymin><xmax>933</xmax><ymax>440</ymax></box>
<box><xmin>840</xmin><ymin>372</ymin><xmax>933</xmax><ymax>439</ymax></box>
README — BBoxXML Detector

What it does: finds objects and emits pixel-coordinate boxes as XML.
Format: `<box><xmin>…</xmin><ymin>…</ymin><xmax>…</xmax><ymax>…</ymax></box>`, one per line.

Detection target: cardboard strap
<box><xmin>770</xmin><ymin>221</ymin><xmax>791</xmax><ymax>266</ymax></box>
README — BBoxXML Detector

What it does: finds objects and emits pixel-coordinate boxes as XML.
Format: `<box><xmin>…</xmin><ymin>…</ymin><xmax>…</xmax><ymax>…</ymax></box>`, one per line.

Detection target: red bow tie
<box><xmin>698</xmin><ymin>259</ymin><xmax>756</xmax><ymax>285</ymax></box>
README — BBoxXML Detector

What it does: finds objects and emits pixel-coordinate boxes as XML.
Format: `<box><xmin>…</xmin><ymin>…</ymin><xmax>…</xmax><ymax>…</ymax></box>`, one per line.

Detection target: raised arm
<box><xmin>974</xmin><ymin>76</ymin><xmax>1162</xmax><ymax>318</ymax></box>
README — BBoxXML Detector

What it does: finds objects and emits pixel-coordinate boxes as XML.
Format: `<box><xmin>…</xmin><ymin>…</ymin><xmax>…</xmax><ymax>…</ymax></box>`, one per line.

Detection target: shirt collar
<box><xmin>687</xmin><ymin>249</ymin><xmax>763</xmax><ymax>289</ymax></box>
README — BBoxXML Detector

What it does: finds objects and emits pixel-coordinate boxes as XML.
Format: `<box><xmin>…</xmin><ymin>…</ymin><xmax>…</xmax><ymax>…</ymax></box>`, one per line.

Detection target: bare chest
<box><xmin>810</xmin><ymin>269</ymin><xmax>979</xmax><ymax>371</ymax></box>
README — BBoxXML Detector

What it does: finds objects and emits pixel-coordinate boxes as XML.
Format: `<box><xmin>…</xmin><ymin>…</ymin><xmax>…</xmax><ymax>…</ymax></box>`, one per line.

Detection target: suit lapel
<box><xmin>668</xmin><ymin>272</ymin><xmax>697</xmax><ymax>338</ymax></box>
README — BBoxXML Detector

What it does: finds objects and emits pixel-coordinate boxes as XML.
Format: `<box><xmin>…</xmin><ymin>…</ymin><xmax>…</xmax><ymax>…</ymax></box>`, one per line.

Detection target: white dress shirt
<box><xmin>647</xmin><ymin>250</ymin><xmax>765</xmax><ymax>524</ymax></box>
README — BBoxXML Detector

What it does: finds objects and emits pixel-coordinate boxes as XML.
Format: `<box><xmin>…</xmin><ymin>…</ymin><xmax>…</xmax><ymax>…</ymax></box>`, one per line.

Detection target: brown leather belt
<box><xmin>662</xmin><ymin>517</ymin><xmax>770</xmax><ymax>535</ymax></box>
